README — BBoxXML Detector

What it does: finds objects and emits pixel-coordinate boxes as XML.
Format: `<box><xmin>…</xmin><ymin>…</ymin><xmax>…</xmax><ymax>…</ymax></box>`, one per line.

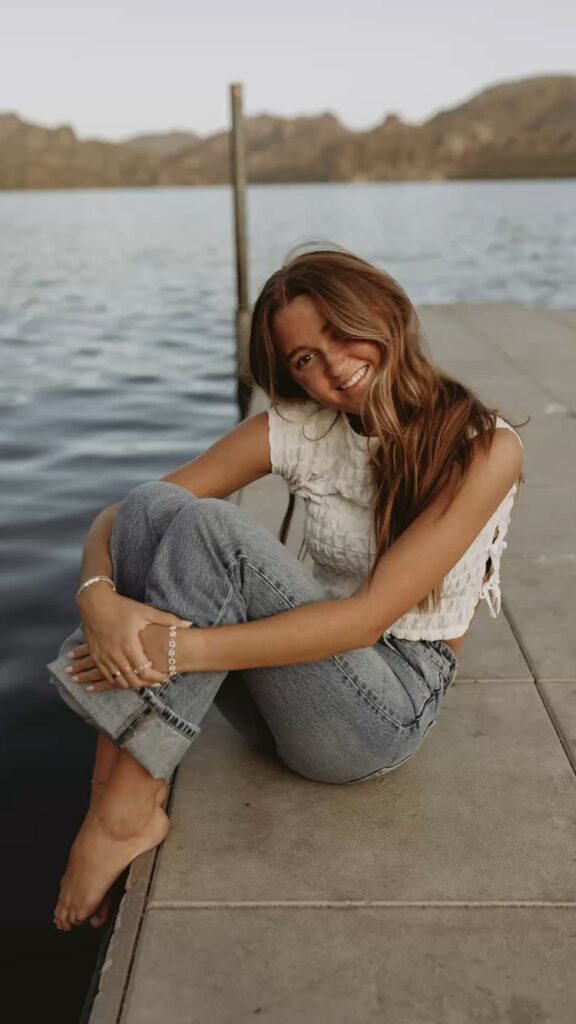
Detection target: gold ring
<box><xmin>134</xmin><ymin>660</ymin><xmax>152</xmax><ymax>674</ymax></box>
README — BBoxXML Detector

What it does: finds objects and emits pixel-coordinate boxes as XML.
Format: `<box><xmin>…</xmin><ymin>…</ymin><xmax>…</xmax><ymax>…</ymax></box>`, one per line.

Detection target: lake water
<box><xmin>1</xmin><ymin>180</ymin><xmax>575</xmax><ymax>1019</ymax></box>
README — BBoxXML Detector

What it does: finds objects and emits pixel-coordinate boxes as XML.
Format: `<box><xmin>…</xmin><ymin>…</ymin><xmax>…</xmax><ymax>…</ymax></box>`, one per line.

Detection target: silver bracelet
<box><xmin>76</xmin><ymin>575</ymin><xmax>117</xmax><ymax>601</ymax></box>
<box><xmin>168</xmin><ymin>624</ymin><xmax>177</xmax><ymax>678</ymax></box>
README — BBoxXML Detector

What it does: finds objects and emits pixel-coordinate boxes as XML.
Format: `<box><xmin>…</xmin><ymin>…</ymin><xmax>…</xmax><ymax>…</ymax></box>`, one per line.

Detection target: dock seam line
<box><xmin>501</xmin><ymin>593</ymin><xmax>576</xmax><ymax>780</ymax></box>
<box><xmin>147</xmin><ymin>900</ymin><xmax>576</xmax><ymax>910</ymax></box>
<box><xmin>113</xmin><ymin>769</ymin><xmax>180</xmax><ymax>1024</ymax></box>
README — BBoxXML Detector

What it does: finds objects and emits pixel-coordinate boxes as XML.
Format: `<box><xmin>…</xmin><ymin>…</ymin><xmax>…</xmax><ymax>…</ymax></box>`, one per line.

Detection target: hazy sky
<box><xmin>2</xmin><ymin>0</ymin><xmax>574</xmax><ymax>139</ymax></box>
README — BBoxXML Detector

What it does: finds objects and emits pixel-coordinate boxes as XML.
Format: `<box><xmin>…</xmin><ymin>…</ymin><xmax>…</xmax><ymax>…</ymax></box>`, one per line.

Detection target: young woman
<box><xmin>47</xmin><ymin>245</ymin><xmax>526</xmax><ymax>932</ymax></box>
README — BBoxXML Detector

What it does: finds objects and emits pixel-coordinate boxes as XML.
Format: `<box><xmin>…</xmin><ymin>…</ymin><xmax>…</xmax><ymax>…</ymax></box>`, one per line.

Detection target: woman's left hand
<box><xmin>66</xmin><ymin>622</ymin><xmax>192</xmax><ymax>693</ymax></box>
<box><xmin>63</xmin><ymin>646</ymin><xmax>113</xmax><ymax>691</ymax></box>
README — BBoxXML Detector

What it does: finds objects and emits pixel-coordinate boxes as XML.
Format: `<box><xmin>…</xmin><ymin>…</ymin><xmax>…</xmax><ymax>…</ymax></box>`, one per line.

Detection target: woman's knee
<box><xmin>124</xmin><ymin>479</ymin><xmax>195</xmax><ymax>507</ymax></box>
<box><xmin>164</xmin><ymin>495</ymin><xmax>242</xmax><ymax>541</ymax></box>
<box><xmin>116</xmin><ymin>481</ymin><xmax>203</xmax><ymax>538</ymax></box>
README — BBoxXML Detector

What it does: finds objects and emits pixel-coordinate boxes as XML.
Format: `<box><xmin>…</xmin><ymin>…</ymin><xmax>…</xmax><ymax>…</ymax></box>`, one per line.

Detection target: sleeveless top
<box><xmin>267</xmin><ymin>399</ymin><xmax>524</xmax><ymax>641</ymax></box>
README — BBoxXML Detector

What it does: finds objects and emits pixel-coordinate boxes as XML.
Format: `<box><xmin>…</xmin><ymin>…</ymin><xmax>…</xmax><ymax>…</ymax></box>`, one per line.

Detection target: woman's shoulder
<box><xmin>267</xmin><ymin>396</ymin><xmax>324</xmax><ymax>419</ymax></box>
<box><xmin>267</xmin><ymin>398</ymin><xmax>341</xmax><ymax>436</ymax></box>
<box><xmin>466</xmin><ymin>415</ymin><xmax>524</xmax><ymax>451</ymax></box>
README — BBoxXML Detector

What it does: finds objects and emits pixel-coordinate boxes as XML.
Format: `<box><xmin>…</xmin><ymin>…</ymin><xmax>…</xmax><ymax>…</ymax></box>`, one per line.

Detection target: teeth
<box><xmin>339</xmin><ymin>365</ymin><xmax>368</xmax><ymax>390</ymax></box>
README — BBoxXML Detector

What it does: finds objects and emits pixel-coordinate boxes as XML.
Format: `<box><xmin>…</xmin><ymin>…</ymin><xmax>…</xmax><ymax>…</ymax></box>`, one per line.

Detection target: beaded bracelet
<box><xmin>168</xmin><ymin>624</ymin><xmax>177</xmax><ymax>678</ymax></box>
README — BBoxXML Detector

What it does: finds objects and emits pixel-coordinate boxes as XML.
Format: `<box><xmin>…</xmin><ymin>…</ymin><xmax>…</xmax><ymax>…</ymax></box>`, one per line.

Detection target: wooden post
<box><xmin>229</xmin><ymin>82</ymin><xmax>252</xmax><ymax>420</ymax></box>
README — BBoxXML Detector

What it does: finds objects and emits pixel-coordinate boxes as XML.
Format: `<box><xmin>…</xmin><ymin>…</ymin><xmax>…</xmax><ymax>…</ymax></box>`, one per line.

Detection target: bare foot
<box><xmin>54</xmin><ymin>803</ymin><xmax>169</xmax><ymax>931</ymax></box>
<box><xmin>86</xmin><ymin>782</ymin><xmax>169</xmax><ymax>929</ymax></box>
<box><xmin>89</xmin><ymin>779</ymin><xmax>168</xmax><ymax>812</ymax></box>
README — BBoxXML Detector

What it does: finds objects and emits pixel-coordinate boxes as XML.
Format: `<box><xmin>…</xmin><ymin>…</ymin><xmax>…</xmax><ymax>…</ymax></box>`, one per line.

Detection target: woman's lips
<box><xmin>338</xmin><ymin>364</ymin><xmax>370</xmax><ymax>392</ymax></box>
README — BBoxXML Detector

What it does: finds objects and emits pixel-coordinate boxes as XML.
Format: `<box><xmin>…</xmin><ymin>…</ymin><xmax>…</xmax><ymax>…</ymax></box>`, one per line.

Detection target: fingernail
<box><xmin>180</xmin><ymin>620</ymin><xmax>193</xmax><ymax>626</ymax></box>
<box><xmin>152</xmin><ymin>683</ymin><xmax>162</xmax><ymax>688</ymax></box>
<box><xmin>70</xmin><ymin>675</ymin><xmax>79</xmax><ymax>682</ymax></box>
<box><xmin>64</xmin><ymin>666</ymin><xmax>73</xmax><ymax>674</ymax></box>
<box><xmin>86</xmin><ymin>686</ymin><xmax>95</xmax><ymax>691</ymax></box>
<box><xmin>67</xmin><ymin>651</ymin><xmax>75</xmax><ymax>659</ymax></box>
<box><xmin>90</xmin><ymin>916</ymin><xmax>99</xmax><ymax>926</ymax></box>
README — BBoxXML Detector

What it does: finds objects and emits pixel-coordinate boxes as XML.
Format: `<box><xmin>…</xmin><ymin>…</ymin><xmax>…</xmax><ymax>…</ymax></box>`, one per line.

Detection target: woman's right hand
<box><xmin>74</xmin><ymin>587</ymin><xmax>192</xmax><ymax>690</ymax></box>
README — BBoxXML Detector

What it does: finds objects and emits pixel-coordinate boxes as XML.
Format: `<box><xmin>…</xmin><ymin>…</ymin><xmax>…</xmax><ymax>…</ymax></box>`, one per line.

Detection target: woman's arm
<box><xmin>176</xmin><ymin>428</ymin><xmax>523</xmax><ymax>674</ymax></box>
<box><xmin>177</xmin><ymin>598</ymin><xmax>371</xmax><ymax>673</ymax></box>
<box><xmin>75</xmin><ymin>502</ymin><xmax>122</xmax><ymax>607</ymax></box>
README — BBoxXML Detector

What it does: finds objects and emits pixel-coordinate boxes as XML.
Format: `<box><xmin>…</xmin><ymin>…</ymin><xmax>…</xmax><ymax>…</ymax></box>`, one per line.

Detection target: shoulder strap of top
<box><xmin>469</xmin><ymin>415</ymin><xmax>522</xmax><ymax>452</ymax></box>
<box><xmin>494</xmin><ymin>416</ymin><xmax>524</xmax><ymax>450</ymax></box>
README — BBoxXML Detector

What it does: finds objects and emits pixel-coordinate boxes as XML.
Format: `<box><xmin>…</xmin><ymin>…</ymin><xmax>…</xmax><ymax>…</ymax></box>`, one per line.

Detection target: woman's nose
<box><xmin>326</xmin><ymin>355</ymin><xmax>350</xmax><ymax>381</ymax></box>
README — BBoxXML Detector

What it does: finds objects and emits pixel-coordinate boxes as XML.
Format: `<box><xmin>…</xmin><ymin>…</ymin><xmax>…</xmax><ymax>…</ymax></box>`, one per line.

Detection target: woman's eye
<box><xmin>295</xmin><ymin>354</ymin><xmax>312</xmax><ymax>370</ymax></box>
<box><xmin>294</xmin><ymin>334</ymin><xmax>346</xmax><ymax>371</ymax></box>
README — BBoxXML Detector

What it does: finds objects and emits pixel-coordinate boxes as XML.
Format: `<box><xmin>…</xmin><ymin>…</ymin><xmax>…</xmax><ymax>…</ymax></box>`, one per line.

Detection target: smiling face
<box><xmin>273</xmin><ymin>295</ymin><xmax>384</xmax><ymax>414</ymax></box>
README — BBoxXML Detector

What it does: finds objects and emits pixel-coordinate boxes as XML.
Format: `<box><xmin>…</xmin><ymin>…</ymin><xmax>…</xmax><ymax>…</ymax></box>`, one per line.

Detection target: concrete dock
<box><xmin>87</xmin><ymin>303</ymin><xmax>576</xmax><ymax>1023</ymax></box>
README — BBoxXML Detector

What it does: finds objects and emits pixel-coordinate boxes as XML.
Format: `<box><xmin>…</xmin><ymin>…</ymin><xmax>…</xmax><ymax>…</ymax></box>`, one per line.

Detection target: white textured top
<box><xmin>267</xmin><ymin>399</ymin><xmax>523</xmax><ymax>641</ymax></box>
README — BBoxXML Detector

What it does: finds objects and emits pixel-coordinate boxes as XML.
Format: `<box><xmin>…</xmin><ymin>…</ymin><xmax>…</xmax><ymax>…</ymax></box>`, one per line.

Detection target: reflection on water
<box><xmin>0</xmin><ymin>188</ymin><xmax>241</xmax><ymax>1021</ymax></box>
<box><xmin>1</xmin><ymin>180</ymin><xmax>575</xmax><ymax>1018</ymax></box>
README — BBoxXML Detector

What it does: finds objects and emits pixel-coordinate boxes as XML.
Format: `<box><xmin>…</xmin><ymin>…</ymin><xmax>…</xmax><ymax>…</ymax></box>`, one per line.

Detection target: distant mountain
<box><xmin>123</xmin><ymin>130</ymin><xmax>200</xmax><ymax>159</ymax></box>
<box><xmin>1</xmin><ymin>75</ymin><xmax>575</xmax><ymax>190</ymax></box>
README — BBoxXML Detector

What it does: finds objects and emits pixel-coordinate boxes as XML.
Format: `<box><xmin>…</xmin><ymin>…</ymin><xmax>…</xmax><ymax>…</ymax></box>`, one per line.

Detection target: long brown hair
<box><xmin>248</xmin><ymin>243</ymin><xmax>529</xmax><ymax>613</ymax></box>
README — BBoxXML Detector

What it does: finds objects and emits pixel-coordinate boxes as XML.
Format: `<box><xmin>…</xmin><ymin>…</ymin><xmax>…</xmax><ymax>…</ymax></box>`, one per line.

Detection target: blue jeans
<box><xmin>47</xmin><ymin>481</ymin><xmax>458</xmax><ymax>785</ymax></box>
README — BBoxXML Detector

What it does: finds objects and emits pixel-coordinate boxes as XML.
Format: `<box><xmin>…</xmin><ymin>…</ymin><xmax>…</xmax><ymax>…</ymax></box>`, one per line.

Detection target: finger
<box><xmin>134</xmin><ymin>667</ymin><xmax>169</xmax><ymax>685</ymax></box>
<box><xmin>67</xmin><ymin>642</ymin><xmax>90</xmax><ymax>659</ymax></box>
<box><xmin>65</xmin><ymin>654</ymin><xmax>96</xmax><ymax>674</ymax></box>
<box><xmin>132</xmin><ymin>661</ymin><xmax>169</xmax><ymax>685</ymax></box>
<box><xmin>86</xmin><ymin>680</ymin><xmax>115</xmax><ymax>693</ymax></box>
<box><xmin>127</xmin><ymin>638</ymin><xmax>170</xmax><ymax>685</ymax></box>
<box><xmin>117</xmin><ymin>654</ymin><xmax>154</xmax><ymax>690</ymax></box>
<box><xmin>126</xmin><ymin>671</ymin><xmax>170</xmax><ymax>690</ymax></box>
<box><xmin>100</xmin><ymin>652</ymin><xmax>151</xmax><ymax>691</ymax></box>
<box><xmin>84</xmin><ymin>654</ymin><xmax>116</xmax><ymax>689</ymax></box>
<box><xmin>85</xmin><ymin>650</ymin><xmax>130</xmax><ymax>690</ymax></box>
<box><xmin>101</xmin><ymin>658</ymin><xmax>130</xmax><ymax>690</ymax></box>
<box><xmin>71</xmin><ymin>667</ymin><xmax>107</xmax><ymax>684</ymax></box>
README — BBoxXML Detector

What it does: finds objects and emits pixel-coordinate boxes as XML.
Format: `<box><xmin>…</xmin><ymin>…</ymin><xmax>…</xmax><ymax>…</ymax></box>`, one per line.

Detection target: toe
<box><xmin>90</xmin><ymin>897</ymin><xmax>110</xmax><ymax>928</ymax></box>
<box><xmin>59</xmin><ymin>904</ymin><xmax>73</xmax><ymax>931</ymax></box>
<box><xmin>53</xmin><ymin>899</ymin><xmax>65</xmax><ymax>930</ymax></box>
<box><xmin>78</xmin><ymin>904</ymin><xmax>97</xmax><ymax>926</ymax></box>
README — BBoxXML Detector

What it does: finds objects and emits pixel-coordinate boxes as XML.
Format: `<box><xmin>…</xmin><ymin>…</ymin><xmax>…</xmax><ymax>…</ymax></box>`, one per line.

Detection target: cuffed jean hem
<box><xmin>47</xmin><ymin>643</ymin><xmax>199</xmax><ymax>781</ymax></box>
<box><xmin>117</xmin><ymin>709</ymin><xmax>196</xmax><ymax>781</ymax></box>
